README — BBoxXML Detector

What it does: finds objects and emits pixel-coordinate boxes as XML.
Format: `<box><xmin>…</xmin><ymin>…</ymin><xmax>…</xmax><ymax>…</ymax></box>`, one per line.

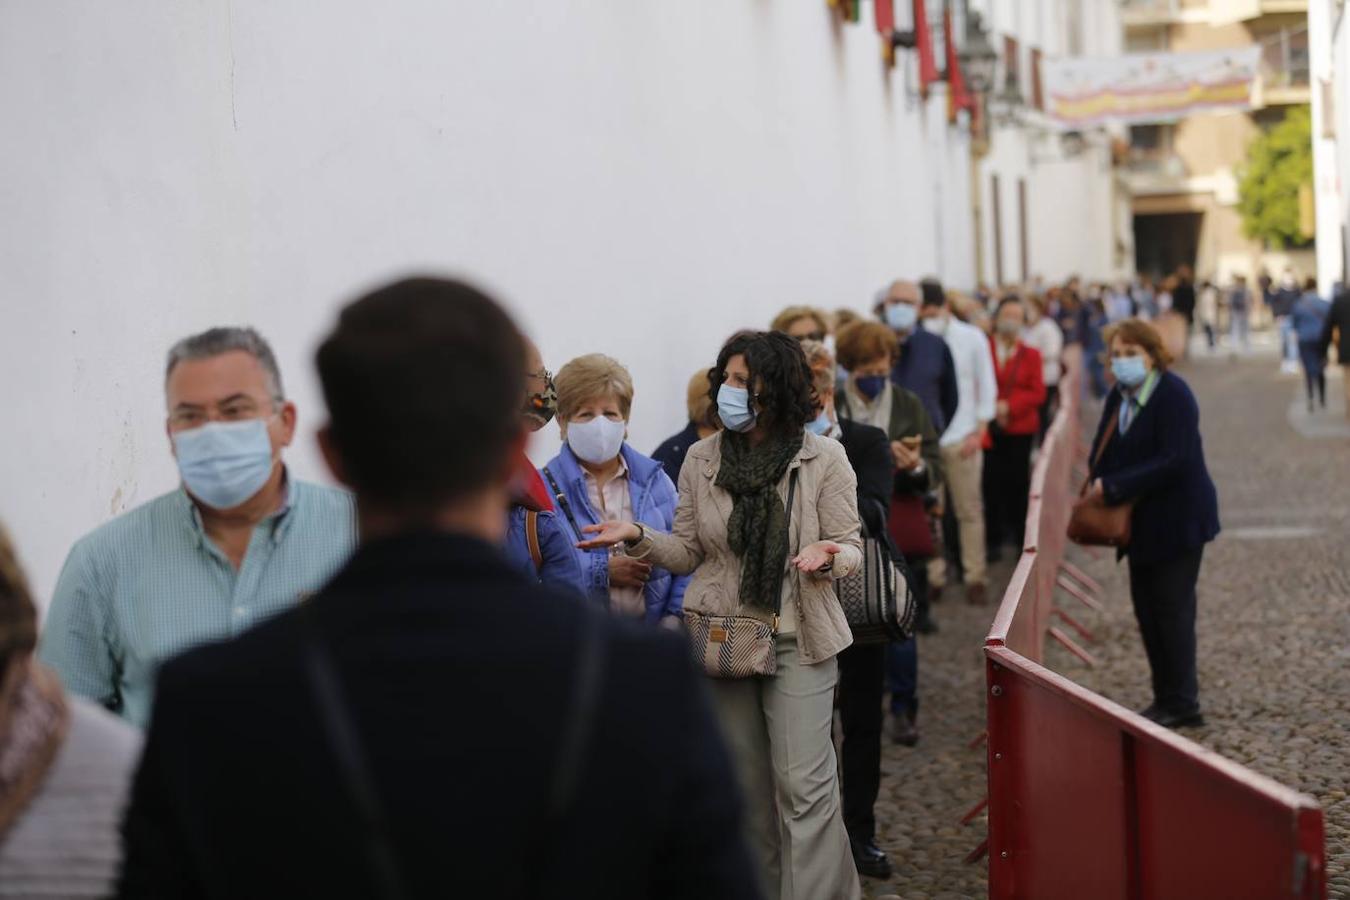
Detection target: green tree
<box><xmin>1237</xmin><ymin>105</ymin><xmax>1313</xmax><ymax>249</ymax></box>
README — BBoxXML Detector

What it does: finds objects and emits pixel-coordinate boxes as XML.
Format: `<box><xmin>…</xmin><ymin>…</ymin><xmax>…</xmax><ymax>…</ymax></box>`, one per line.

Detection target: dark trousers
<box><xmin>1128</xmin><ymin>546</ymin><xmax>1204</xmax><ymax>714</ymax></box>
<box><xmin>1036</xmin><ymin>384</ymin><xmax>1060</xmax><ymax>444</ymax></box>
<box><xmin>1299</xmin><ymin>340</ymin><xmax>1327</xmax><ymax>406</ymax></box>
<box><xmin>838</xmin><ymin>642</ymin><xmax>885</xmax><ymax>843</ymax></box>
<box><xmin>886</xmin><ymin>562</ymin><xmax>927</xmax><ymax>716</ymax></box>
<box><xmin>983</xmin><ymin>432</ymin><xmax>1034</xmax><ymax>551</ymax></box>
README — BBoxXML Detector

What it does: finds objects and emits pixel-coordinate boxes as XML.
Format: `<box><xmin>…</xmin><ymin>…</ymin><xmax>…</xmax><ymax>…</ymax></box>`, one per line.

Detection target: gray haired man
<box><xmin>39</xmin><ymin>328</ymin><xmax>356</xmax><ymax>727</ymax></box>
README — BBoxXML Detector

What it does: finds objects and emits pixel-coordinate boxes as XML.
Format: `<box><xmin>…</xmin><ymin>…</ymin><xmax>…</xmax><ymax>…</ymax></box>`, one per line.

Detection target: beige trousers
<box><xmin>928</xmin><ymin>443</ymin><xmax>987</xmax><ymax>589</ymax></box>
<box><xmin>708</xmin><ymin>636</ymin><xmax>861</xmax><ymax>900</ymax></box>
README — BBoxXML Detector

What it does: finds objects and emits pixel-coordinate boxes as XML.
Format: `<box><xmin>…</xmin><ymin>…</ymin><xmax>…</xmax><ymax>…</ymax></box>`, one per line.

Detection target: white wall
<box><xmin>1310</xmin><ymin>0</ymin><xmax>1349</xmax><ymax>295</ymax></box>
<box><xmin>0</xmin><ymin>1</ymin><xmax>976</xmax><ymax>607</ymax></box>
<box><xmin>971</xmin><ymin>0</ymin><xmax>1125</xmax><ymax>286</ymax></box>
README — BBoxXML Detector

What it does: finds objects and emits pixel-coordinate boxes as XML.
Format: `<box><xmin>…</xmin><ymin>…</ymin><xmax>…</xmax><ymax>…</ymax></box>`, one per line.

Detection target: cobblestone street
<box><xmin>862</xmin><ymin>354</ymin><xmax>1350</xmax><ymax>899</ymax></box>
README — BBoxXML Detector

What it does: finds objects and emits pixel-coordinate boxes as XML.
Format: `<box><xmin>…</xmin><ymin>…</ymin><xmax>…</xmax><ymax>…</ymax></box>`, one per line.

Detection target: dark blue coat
<box><xmin>890</xmin><ymin>328</ymin><xmax>959</xmax><ymax>435</ymax></box>
<box><xmin>651</xmin><ymin>421</ymin><xmax>702</xmax><ymax>487</ymax></box>
<box><xmin>1088</xmin><ymin>371</ymin><xmax>1220</xmax><ymax>565</ymax></box>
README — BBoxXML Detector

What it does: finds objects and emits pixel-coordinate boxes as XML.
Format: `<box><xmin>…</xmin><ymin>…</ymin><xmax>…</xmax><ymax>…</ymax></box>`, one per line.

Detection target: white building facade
<box><xmin>969</xmin><ymin>0</ymin><xmax>1132</xmax><ymax>287</ymax></box>
<box><xmin>1310</xmin><ymin>0</ymin><xmax>1350</xmax><ymax>295</ymax></box>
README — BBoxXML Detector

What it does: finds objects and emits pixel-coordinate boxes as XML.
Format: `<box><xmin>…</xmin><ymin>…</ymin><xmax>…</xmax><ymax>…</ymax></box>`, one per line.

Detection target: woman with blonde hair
<box><xmin>770</xmin><ymin>306</ymin><xmax>830</xmax><ymax>342</ymax></box>
<box><xmin>545</xmin><ymin>354</ymin><xmax>685</xmax><ymax>624</ymax></box>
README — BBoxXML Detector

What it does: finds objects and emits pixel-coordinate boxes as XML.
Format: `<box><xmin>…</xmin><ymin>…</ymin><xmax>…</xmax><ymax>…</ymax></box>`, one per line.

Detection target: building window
<box><xmin>1260</xmin><ymin>25</ymin><xmax>1310</xmax><ymax>89</ymax></box>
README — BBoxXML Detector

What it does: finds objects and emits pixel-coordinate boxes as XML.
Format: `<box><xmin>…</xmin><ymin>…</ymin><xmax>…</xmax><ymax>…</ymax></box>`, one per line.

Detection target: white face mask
<box><xmin>566</xmin><ymin>416</ymin><xmax>626</xmax><ymax>465</ymax></box>
<box><xmin>921</xmin><ymin>316</ymin><xmax>949</xmax><ymax>336</ymax></box>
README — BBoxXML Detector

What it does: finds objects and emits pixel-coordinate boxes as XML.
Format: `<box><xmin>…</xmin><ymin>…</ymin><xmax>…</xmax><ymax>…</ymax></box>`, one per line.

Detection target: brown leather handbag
<box><xmin>1068</xmin><ymin>411</ymin><xmax>1134</xmax><ymax>548</ymax></box>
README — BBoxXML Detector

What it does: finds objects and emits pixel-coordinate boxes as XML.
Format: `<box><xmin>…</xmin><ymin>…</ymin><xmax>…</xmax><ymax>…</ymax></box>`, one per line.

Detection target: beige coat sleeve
<box><xmin>630</xmin><ymin>454</ymin><xmax>706</xmax><ymax>576</ymax></box>
<box><xmin>816</xmin><ymin>444</ymin><xmax>864</xmax><ymax>579</ymax></box>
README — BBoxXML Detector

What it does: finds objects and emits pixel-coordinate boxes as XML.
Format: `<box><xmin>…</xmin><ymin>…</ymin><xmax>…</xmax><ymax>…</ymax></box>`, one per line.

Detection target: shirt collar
<box><xmin>1124</xmin><ymin>370</ymin><xmax>1161</xmax><ymax>407</ymax></box>
<box><xmin>177</xmin><ymin>468</ymin><xmax>297</xmax><ymax>547</ymax></box>
<box><xmin>581</xmin><ymin>454</ymin><xmax>628</xmax><ymax>484</ymax></box>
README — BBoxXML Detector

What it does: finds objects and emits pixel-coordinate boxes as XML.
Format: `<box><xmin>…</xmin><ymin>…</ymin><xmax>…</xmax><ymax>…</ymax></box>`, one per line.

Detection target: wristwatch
<box><xmin>624</xmin><ymin>523</ymin><xmax>646</xmax><ymax>548</ymax></box>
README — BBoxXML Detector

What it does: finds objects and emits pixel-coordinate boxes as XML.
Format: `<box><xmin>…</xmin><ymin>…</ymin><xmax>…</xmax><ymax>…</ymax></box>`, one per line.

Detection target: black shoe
<box><xmin>1137</xmin><ymin>704</ymin><xmax>1160</xmax><ymax>722</ymax></box>
<box><xmin>850</xmin><ymin>840</ymin><xmax>893</xmax><ymax>879</ymax></box>
<box><xmin>892</xmin><ymin>711</ymin><xmax>919</xmax><ymax>747</ymax></box>
<box><xmin>1152</xmin><ymin>707</ymin><xmax>1205</xmax><ymax>729</ymax></box>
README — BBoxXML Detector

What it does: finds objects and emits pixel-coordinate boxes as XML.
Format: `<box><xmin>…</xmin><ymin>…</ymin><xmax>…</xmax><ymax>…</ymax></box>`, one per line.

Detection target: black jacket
<box><xmin>119</xmin><ymin>533</ymin><xmax>760</xmax><ymax>900</ymax></box>
<box><xmin>1089</xmin><ymin>372</ymin><xmax>1220</xmax><ymax>566</ymax></box>
<box><xmin>650</xmin><ymin>421</ymin><xmax>703</xmax><ymax>486</ymax></box>
<box><xmin>837</xmin><ymin>418</ymin><xmax>893</xmax><ymax>537</ymax></box>
<box><xmin>1320</xmin><ymin>289</ymin><xmax>1350</xmax><ymax>364</ymax></box>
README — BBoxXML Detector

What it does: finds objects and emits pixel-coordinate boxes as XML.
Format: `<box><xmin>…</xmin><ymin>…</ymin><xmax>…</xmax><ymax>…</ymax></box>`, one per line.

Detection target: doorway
<box><xmin>1133</xmin><ymin>212</ymin><xmax>1202</xmax><ymax>280</ymax></box>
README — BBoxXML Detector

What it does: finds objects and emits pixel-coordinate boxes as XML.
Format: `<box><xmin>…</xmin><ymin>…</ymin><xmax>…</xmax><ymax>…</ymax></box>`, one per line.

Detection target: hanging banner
<box><xmin>1042</xmin><ymin>47</ymin><xmax>1262</xmax><ymax>127</ymax></box>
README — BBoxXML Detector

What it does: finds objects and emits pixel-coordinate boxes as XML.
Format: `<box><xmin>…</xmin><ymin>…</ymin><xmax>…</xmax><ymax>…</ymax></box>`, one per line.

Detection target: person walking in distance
<box><xmin>1291</xmin><ymin>278</ymin><xmax>1331</xmax><ymax>412</ymax></box>
<box><xmin>118</xmin><ymin>277</ymin><xmax>760</xmax><ymax>900</ymax></box>
<box><xmin>1319</xmin><ymin>285</ymin><xmax>1350</xmax><ymax>420</ymax></box>
<box><xmin>1085</xmin><ymin>319</ymin><xmax>1220</xmax><ymax>729</ymax></box>
<box><xmin>580</xmin><ymin>330</ymin><xmax>866</xmax><ymax>900</ymax></box>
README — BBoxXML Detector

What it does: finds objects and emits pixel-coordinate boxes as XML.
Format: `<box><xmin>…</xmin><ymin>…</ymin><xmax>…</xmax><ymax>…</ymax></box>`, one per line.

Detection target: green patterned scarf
<box><xmin>716</xmin><ymin>431</ymin><xmax>803</xmax><ymax>614</ymax></box>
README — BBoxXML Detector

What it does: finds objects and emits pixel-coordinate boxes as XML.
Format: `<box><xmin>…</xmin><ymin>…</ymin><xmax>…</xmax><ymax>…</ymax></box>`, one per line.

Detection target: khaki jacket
<box><xmin>631</xmin><ymin>431</ymin><xmax>863</xmax><ymax>664</ymax></box>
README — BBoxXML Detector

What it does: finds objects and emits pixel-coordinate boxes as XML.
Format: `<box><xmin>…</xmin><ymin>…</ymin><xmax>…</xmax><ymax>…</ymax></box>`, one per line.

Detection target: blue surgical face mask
<box><xmin>806</xmin><ymin>409</ymin><xmax>832</xmax><ymax>435</ymax></box>
<box><xmin>1111</xmin><ymin>356</ymin><xmax>1149</xmax><ymax>388</ymax></box>
<box><xmin>885</xmin><ymin>303</ymin><xmax>918</xmax><ymax>332</ymax></box>
<box><xmin>172</xmin><ymin>419</ymin><xmax>277</xmax><ymax>510</ymax></box>
<box><xmin>717</xmin><ymin>384</ymin><xmax>756</xmax><ymax>433</ymax></box>
<box><xmin>854</xmin><ymin>375</ymin><xmax>887</xmax><ymax>401</ymax></box>
<box><xmin>566</xmin><ymin>415</ymin><xmax>626</xmax><ymax>466</ymax></box>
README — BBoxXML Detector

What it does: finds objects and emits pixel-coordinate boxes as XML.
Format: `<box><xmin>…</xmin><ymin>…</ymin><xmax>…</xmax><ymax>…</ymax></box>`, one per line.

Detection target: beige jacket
<box><xmin>631</xmin><ymin>430</ymin><xmax>863</xmax><ymax>665</ymax></box>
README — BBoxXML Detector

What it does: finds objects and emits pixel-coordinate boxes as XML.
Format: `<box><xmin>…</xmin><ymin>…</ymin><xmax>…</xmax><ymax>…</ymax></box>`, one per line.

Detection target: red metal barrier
<box><xmin>981</xmin><ymin>346</ymin><xmax>1327</xmax><ymax>899</ymax></box>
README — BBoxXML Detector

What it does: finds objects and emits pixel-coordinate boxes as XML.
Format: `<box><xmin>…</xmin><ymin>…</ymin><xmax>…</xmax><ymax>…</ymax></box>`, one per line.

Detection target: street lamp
<box><xmin>958</xmin><ymin>12</ymin><xmax>999</xmax><ymax>96</ymax></box>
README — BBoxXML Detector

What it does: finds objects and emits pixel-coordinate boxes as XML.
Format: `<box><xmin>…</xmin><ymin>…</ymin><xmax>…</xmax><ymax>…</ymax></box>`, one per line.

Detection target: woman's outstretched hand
<box><xmin>792</xmin><ymin>540</ymin><xmax>841</xmax><ymax>574</ymax></box>
<box><xmin>577</xmin><ymin>521</ymin><xmax>642</xmax><ymax>550</ymax></box>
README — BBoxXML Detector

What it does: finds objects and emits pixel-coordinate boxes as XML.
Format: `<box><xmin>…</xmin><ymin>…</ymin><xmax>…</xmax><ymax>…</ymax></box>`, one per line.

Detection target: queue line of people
<box><xmin>1</xmin><ymin>271</ymin><xmax>1197</xmax><ymax>899</ymax></box>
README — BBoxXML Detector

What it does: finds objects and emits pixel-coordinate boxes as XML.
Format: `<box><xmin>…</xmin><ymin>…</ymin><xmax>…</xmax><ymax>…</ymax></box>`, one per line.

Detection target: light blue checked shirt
<box><xmin>38</xmin><ymin>477</ymin><xmax>357</xmax><ymax>728</ymax></box>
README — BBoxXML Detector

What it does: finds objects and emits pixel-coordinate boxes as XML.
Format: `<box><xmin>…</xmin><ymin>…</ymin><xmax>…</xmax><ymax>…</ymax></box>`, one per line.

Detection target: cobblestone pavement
<box><xmin>859</xmin><ymin>353</ymin><xmax>1350</xmax><ymax>899</ymax></box>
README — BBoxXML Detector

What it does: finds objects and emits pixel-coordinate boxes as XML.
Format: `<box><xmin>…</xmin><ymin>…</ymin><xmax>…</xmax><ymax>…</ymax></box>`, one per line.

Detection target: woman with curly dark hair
<box><xmin>580</xmin><ymin>330</ymin><xmax>865</xmax><ymax>899</ymax></box>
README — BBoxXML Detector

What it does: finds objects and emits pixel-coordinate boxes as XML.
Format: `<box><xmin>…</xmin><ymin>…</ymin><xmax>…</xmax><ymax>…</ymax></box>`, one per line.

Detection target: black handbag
<box><xmin>835</xmin><ymin>499</ymin><xmax>916</xmax><ymax>644</ymax></box>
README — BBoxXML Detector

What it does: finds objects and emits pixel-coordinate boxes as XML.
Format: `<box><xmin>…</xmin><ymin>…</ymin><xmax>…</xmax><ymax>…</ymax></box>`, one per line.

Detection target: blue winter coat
<box><xmin>1089</xmin><ymin>371</ymin><xmax>1221</xmax><ymax>566</ymax></box>
<box><xmin>543</xmin><ymin>443</ymin><xmax>687</xmax><ymax>624</ymax></box>
<box><xmin>504</xmin><ymin>505</ymin><xmax>587</xmax><ymax>597</ymax></box>
<box><xmin>1291</xmin><ymin>292</ymin><xmax>1331</xmax><ymax>344</ymax></box>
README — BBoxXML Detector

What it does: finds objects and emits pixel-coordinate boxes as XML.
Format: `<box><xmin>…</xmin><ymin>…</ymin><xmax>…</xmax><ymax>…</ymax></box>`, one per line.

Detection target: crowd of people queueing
<box><xmin>0</xmin><ymin>272</ymin><xmax>1234</xmax><ymax>898</ymax></box>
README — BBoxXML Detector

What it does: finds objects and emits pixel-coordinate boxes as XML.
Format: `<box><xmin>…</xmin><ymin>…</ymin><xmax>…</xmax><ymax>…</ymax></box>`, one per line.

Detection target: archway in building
<box><xmin>1133</xmin><ymin>212</ymin><xmax>1202</xmax><ymax>280</ymax></box>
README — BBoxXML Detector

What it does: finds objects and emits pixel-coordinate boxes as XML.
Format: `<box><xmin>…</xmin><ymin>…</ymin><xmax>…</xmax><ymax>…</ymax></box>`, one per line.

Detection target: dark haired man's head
<box><xmin>316</xmin><ymin>277</ymin><xmax>527</xmax><ymax>537</ymax></box>
<box><xmin>919</xmin><ymin>278</ymin><xmax>946</xmax><ymax>309</ymax></box>
<box><xmin>710</xmin><ymin>330</ymin><xmax>815</xmax><ymax>438</ymax></box>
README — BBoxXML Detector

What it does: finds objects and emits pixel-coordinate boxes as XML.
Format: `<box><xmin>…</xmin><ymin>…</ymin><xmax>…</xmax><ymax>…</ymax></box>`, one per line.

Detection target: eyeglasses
<box><xmin>169</xmin><ymin>398</ymin><xmax>281</xmax><ymax>431</ymax></box>
<box><xmin>794</xmin><ymin>332</ymin><xmax>826</xmax><ymax>343</ymax></box>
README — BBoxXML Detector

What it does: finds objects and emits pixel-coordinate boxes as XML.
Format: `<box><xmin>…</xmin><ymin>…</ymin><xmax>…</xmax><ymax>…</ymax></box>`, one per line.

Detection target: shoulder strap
<box><xmin>525</xmin><ymin>607</ymin><xmax>606</xmax><ymax>887</ymax></box>
<box><xmin>1084</xmin><ymin>406</ymin><xmax>1120</xmax><ymax>493</ymax></box>
<box><xmin>543</xmin><ymin>466</ymin><xmax>584</xmax><ymax>541</ymax></box>
<box><xmin>299</xmin><ymin>604</ymin><xmax>407</xmax><ymax>900</ymax></box>
<box><xmin>525</xmin><ymin>511</ymin><xmax>543</xmax><ymax>571</ymax></box>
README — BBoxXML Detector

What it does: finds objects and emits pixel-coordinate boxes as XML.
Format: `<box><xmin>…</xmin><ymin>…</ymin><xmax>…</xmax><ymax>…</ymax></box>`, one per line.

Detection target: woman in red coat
<box><xmin>983</xmin><ymin>296</ymin><xmax>1046</xmax><ymax>558</ymax></box>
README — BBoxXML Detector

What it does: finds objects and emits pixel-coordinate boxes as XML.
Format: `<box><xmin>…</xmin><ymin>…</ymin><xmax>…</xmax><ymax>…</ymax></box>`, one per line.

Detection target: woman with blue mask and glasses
<box><xmin>578</xmin><ymin>331</ymin><xmax>865</xmax><ymax>900</ymax></box>
<box><xmin>543</xmin><ymin>354</ymin><xmax>685</xmax><ymax>626</ymax></box>
<box><xmin>1086</xmin><ymin>319</ymin><xmax>1220</xmax><ymax>730</ymax></box>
